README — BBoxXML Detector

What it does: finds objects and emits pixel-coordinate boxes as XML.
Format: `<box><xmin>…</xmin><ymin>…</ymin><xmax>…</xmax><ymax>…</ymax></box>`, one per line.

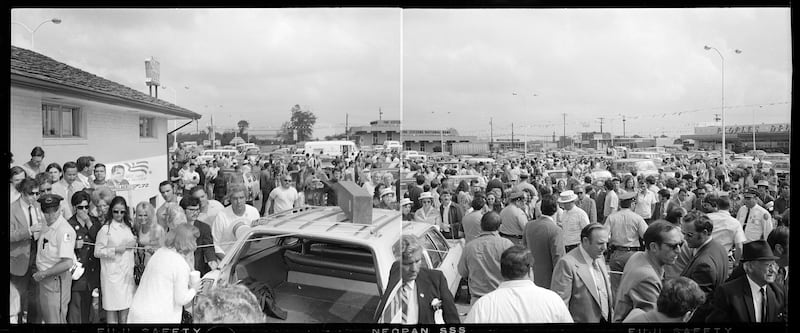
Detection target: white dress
<box><xmin>127</xmin><ymin>247</ymin><xmax>196</xmax><ymax>323</ymax></box>
<box><xmin>94</xmin><ymin>221</ymin><xmax>137</xmax><ymax>311</ymax></box>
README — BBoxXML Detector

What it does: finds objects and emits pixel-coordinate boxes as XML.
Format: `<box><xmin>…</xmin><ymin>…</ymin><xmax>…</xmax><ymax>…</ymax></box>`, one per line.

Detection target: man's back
<box><xmin>465</xmin><ymin>279</ymin><xmax>573</xmax><ymax>323</ymax></box>
<box><xmin>523</xmin><ymin>217</ymin><xmax>565</xmax><ymax>289</ymax></box>
<box><xmin>458</xmin><ymin>233</ymin><xmax>513</xmax><ymax>298</ymax></box>
<box><xmin>613</xmin><ymin>252</ymin><xmax>663</xmax><ymax>322</ymax></box>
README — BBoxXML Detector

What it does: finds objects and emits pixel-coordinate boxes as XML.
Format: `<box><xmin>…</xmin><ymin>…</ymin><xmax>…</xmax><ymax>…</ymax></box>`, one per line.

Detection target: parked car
<box><xmin>197</xmin><ymin>184</ymin><xmax>462</xmax><ymax>323</ymax></box>
<box><xmin>610</xmin><ymin>159</ymin><xmax>660</xmax><ymax>179</ymax></box>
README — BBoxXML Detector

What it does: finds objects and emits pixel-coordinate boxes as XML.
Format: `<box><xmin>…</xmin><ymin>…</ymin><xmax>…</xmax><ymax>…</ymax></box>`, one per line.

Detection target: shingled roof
<box><xmin>11</xmin><ymin>45</ymin><xmax>201</xmax><ymax>120</ymax></box>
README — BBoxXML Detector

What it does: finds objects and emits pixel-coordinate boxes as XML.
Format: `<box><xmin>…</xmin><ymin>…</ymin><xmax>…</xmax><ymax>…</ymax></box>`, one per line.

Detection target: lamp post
<box><xmin>753</xmin><ymin>105</ymin><xmax>761</xmax><ymax>151</ymax></box>
<box><xmin>431</xmin><ymin>111</ymin><xmax>450</xmax><ymax>154</ymax></box>
<box><xmin>512</xmin><ymin>92</ymin><xmax>538</xmax><ymax>152</ymax></box>
<box><xmin>704</xmin><ymin>45</ymin><xmax>742</xmax><ymax>170</ymax></box>
<box><xmin>11</xmin><ymin>18</ymin><xmax>62</xmax><ymax>50</ymax></box>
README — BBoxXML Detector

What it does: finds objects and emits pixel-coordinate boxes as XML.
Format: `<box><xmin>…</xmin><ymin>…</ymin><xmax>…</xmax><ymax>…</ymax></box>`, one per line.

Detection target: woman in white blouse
<box><xmin>127</xmin><ymin>223</ymin><xmax>200</xmax><ymax>323</ymax></box>
<box><xmin>134</xmin><ymin>201</ymin><xmax>166</xmax><ymax>267</ymax></box>
<box><xmin>94</xmin><ymin>196</ymin><xmax>137</xmax><ymax>324</ymax></box>
<box><xmin>414</xmin><ymin>192</ymin><xmax>441</xmax><ymax>226</ymax></box>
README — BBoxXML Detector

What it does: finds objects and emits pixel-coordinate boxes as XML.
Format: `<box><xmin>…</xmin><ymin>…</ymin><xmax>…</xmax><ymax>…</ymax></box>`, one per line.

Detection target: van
<box><xmin>304</xmin><ymin>140</ymin><xmax>359</xmax><ymax>159</ymax></box>
<box><xmin>610</xmin><ymin>159</ymin><xmax>660</xmax><ymax>179</ymax></box>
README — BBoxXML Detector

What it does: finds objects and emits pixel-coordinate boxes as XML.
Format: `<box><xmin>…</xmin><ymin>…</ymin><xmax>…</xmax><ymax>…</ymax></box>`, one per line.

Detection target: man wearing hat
<box><xmin>755</xmin><ymin>180</ymin><xmax>775</xmax><ymax>209</ymax></box>
<box><xmin>498</xmin><ymin>191</ymin><xmax>529</xmax><ymax>246</ymax></box>
<box><xmin>736</xmin><ymin>188</ymin><xmax>774</xmax><ymax>243</ymax></box>
<box><xmin>606</xmin><ymin>191</ymin><xmax>649</xmax><ymax>273</ymax></box>
<box><xmin>34</xmin><ymin>193</ymin><xmax>77</xmax><ymax>323</ymax></box>
<box><xmin>513</xmin><ymin>171</ymin><xmax>538</xmax><ymax>199</ymax></box>
<box><xmin>575</xmin><ymin>185</ymin><xmax>598</xmax><ymax>224</ymax></box>
<box><xmin>558</xmin><ymin>190</ymin><xmax>590</xmax><ymax>253</ymax></box>
<box><xmin>705</xmin><ymin>239</ymin><xmax>786</xmax><ymax>322</ymax></box>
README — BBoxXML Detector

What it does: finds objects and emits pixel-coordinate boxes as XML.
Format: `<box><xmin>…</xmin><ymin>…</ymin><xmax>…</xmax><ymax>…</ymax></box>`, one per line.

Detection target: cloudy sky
<box><xmin>403</xmin><ymin>8</ymin><xmax>791</xmax><ymax>140</ymax></box>
<box><xmin>11</xmin><ymin>8</ymin><xmax>402</xmax><ymax>138</ymax></box>
<box><xmin>12</xmin><ymin>8</ymin><xmax>791</xmax><ymax>141</ymax></box>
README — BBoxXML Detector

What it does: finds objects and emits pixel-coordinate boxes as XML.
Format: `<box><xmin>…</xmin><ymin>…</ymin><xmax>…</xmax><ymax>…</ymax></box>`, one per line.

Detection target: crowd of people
<box><xmin>388</xmin><ymin>151</ymin><xmax>789</xmax><ymax>323</ymax></box>
<box><xmin>9</xmin><ymin>144</ymin><xmax>790</xmax><ymax>324</ymax></box>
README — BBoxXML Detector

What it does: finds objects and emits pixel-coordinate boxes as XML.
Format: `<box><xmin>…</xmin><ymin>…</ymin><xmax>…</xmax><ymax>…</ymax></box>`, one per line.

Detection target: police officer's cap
<box><xmin>37</xmin><ymin>193</ymin><xmax>64</xmax><ymax>210</ymax></box>
<box><xmin>619</xmin><ymin>191</ymin><xmax>637</xmax><ymax>201</ymax></box>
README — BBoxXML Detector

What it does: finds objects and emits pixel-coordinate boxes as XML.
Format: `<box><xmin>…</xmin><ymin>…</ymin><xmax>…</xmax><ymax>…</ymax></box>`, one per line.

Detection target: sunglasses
<box><xmin>282</xmin><ymin>179</ymin><xmax>293</xmax><ymax>182</ymax></box>
<box><xmin>28</xmin><ymin>191</ymin><xmax>40</xmax><ymax>196</ymax></box>
<box><xmin>662</xmin><ymin>241</ymin><xmax>684</xmax><ymax>251</ymax></box>
<box><xmin>112</xmin><ymin>210</ymin><xmax>126</xmax><ymax>214</ymax></box>
<box><xmin>76</xmin><ymin>205</ymin><xmax>90</xmax><ymax>210</ymax></box>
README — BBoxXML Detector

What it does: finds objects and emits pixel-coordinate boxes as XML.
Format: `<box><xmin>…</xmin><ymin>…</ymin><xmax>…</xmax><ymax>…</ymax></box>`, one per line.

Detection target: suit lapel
<box><xmin>574</xmin><ymin>253</ymin><xmax>602</xmax><ymax>306</ymax></box>
<box><xmin>741</xmin><ymin>278</ymin><xmax>756</xmax><ymax>322</ymax></box>
<box><xmin>13</xmin><ymin>200</ymin><xmax>29</xmax><ymax>231</ymax></box>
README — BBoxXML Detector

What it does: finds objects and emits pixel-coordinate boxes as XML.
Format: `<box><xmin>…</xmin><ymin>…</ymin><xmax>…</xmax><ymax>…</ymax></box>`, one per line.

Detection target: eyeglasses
<box><xmin>112</xmin><ymin>210</ymin><xmax>126</xmax><ymax>214</ymax></box>
<box><xmin>282</xmin><ymin>179</ymin><xmax>293</xmax><ymax>182</ymax></box>
<box><xmin>76</xmin><ymin>205</ymin><xmax>90</xmax><ymax>210</ymax></box>
<box><xmin>662</xmin><ymin>241</ymin><xmax>684</xmax><ymax>251</ymax></box>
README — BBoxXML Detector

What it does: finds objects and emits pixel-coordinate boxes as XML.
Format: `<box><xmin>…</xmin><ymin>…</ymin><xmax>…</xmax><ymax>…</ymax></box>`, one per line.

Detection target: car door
<box><xmin>422</xmin><ymin>229</ymin><xmax>462</xmax><ymax>296</ymax></box>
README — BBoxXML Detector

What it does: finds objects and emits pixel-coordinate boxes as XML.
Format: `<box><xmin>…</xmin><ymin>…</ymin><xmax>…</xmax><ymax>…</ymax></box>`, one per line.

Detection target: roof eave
<box><xmin>11</xmin><ymin>72</ymin><xmax>201</xmax><ymax>120</ymax></box>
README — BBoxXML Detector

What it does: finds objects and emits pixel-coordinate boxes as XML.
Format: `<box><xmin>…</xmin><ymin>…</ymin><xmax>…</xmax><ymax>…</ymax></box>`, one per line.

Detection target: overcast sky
<box><xmin>11</xmin><ymin>8</ymin><xmax>401</xmax><ymax>138</ymax></box>
<box><xmin>403</xmin><ymin>8</ymin><xmax>791</xmax><ymax>140</ymax></box>
<box><xmin>12</xmin><ymin>8</ymin><xmax>791</xmax><ymax>141</ymax></box>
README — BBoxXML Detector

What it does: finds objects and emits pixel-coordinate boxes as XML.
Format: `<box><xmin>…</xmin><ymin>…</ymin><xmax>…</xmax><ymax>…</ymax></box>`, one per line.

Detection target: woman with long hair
<box><xmin>94</xmin><ymin>196</ymin><xmax>137</xmax><ymax>323</ymax></box>
<box><xmin>486</xmin><ymin>191</ymin><xmax>503</xmax><ymax>214</ymax></box>
<box><xmin>134</xmin><ymin>202</ymin><xmax>166</xmax><ymax>267</ymax></box>
<box><xmin>45</xmin><ymin>162</ymin><xmax>63</xmax><ymax>184</ymax></box>
<box><xmin>127</xmin><ymin>223</ymin><xmax>200</xmax><ymax>323</ymax></box>
<box><xmin>619</xmin><ymin>175</ymin><xmax>636</xmax><ymax>195</ymax></box>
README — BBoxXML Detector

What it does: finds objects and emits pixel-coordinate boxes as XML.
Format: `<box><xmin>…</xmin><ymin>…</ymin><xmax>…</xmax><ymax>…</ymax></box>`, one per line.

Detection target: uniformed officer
<box><xmin>66</xmin><ymin>190</ymin><xmax>100</xmax><ymax>323</ymax></box>
<box><xmin>606</xmin><ymin>191</ymin><xmax>649</xmax><ymax>273</ymax></box>
<box><xmin>33</xmin><ymin>193</ymin><xmax>76</xmax><ymax>324</ymax></box>
<box><xmin>737</xmin><ymin>188</ymin><xmax>774</xmax><ymax>242</ymax></box>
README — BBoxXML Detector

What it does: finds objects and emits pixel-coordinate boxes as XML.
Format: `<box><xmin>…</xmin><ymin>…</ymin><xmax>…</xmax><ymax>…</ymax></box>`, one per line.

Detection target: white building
<box><xmin>10</xmin><ymin>46</ymin><xmax>201</xmax><ymax>205</ymax></box>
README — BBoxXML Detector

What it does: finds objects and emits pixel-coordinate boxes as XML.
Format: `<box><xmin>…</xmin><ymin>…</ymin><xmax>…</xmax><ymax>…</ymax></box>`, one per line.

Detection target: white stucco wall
<box><xmin>10</xmin><ymin>86</ymin><xmax>174</xmax><ymax>205</ymax></box>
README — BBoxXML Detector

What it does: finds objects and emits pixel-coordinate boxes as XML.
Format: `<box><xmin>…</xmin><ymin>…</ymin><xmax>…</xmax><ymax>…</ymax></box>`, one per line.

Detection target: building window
<box><xmin>373</xmin><ymin>132</ymin><xmax>378</xmax><ymax>145</ymax></box>
<box><xmin>140</xmin><ymin>116</ymin><xmax>155</xmax><ymax>138</ymax></box>
<box><xmin>387</xmin><ymin>132</ymin><xmax>393</xmax><ymax>141</ymax></box>
<box><xmin>42</xmin><ymin>103</ymin><xmax>82</xmax><ymax>138</ymax></box>
<box><xmin>420</xmin><ymin>141</ymin><xmax>426</xmax><ymax>152</ymax></box>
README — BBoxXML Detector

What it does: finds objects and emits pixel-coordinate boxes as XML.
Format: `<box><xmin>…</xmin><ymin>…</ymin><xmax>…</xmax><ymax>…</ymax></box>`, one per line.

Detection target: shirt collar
<box><xmin>478</xmin><ymin>231</ymin><xmax>500</xmax><ymax>238</ymax></box>
<box><xmin>746</xmin><ymin>273</ymin><xmax>766</xmax><ymax>291</ymax></box>
<box><xmin>498</xmin><ymin>279</ymin><xmax>537</xmax><ymax>289</ymax></box>
<box><xmin>577</xmin><ymin>244</ymin><xmax>596</xmax><ymax>264</ymax></box>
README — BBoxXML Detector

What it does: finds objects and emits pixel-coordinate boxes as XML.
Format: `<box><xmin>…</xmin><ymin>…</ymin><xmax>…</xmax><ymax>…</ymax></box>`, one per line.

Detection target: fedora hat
<box><xmin>756</xmin><ymin>180</ymin><xmax>770</xmax><ymax>187</ymax></box>
<box><xmin>400</xmin><ymin>198</ymin><xmax>412</xmax><ymax>206</ymax></box>
<box><xmin>741</xmin><ymin>240</ymin><xmax>778</xmax><ymax>262</ymax></box>
<box><xmin>557</xmin><ymin>190</ymin><xmax>578</xmax><ymax>203</ymax></box>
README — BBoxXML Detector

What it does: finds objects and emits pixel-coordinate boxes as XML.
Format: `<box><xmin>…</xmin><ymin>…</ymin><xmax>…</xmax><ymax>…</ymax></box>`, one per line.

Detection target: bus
<box><xmin>304</xmin><ymin>140</ymin><xmax>360</xmax><ymax>159</ymax></box>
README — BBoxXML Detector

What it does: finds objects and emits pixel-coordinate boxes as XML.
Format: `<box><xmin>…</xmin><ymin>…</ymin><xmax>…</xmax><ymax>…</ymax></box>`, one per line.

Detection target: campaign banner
<box><xmin>105</xmin><ymin>154</ymin><xmax>168</xmax><ymax>208</ymax></box>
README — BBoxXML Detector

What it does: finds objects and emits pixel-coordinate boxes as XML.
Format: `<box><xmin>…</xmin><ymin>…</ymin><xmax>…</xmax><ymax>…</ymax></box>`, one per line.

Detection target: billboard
<box><xmin>106</xmin><ymin>154</ymin><xmax>167</xmax><ymax>208</ymax></box>
<box><xmin>145</xmin><ymin>57</ymin><xmax>160</xmax><ymax>87</ymax></box>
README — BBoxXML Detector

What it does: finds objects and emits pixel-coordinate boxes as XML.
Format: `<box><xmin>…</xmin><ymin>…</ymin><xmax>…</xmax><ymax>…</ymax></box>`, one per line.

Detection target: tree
<box><xmin>237</xmin><ymin>120</ymin><xmax>250</xmax><ymax>141</ymax></box>
<box><xmin>277</xmin><ymin>104</ymin><xmax>317</xmax><ymax>143</ymax></box>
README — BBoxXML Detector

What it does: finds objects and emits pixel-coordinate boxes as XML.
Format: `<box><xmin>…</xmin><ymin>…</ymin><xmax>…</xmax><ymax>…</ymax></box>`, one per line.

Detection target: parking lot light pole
<box><xmin>12</xmin><ymin>18</ymin><xmax>61</xmax><ymax>50</ymax></box>
<box><xmin>704</xmin><ymin>45</ymin><xmax>741</xmax><ymax>170</ymax></box>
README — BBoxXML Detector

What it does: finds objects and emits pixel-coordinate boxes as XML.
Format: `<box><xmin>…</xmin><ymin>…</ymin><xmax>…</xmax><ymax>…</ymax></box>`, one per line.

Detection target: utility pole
<box><xmin>379</xmin><ymin>107</ymin><xmax>383</xmax><ymax>120</ymax></box>
<box><xmin>511</xmin><ymin>123</ymin><xmax>514</xmax><ymax>150</ymax></box>
<box><xmin>622</xmin><ymin>115</ymin><xmax>626</xmax><ymax>137</ymax></box>
<box><xmin>562</xmin><ymin>113</ymin><xmax>567</xmax><ymax>148</ymax></box>
<box><xmin>490</xmin><ymin>117</ymin><xmax>493</xmax><ymax>154</ymax></box>
<box><xmin>598</xmin><ymin>117</ymin><xmax>605</xmax><ymax>133</ymax></box>
<box><xmin>345</xmin><ymin>113</ymin><xmax>349</xmax><ymax>141</ymax></box>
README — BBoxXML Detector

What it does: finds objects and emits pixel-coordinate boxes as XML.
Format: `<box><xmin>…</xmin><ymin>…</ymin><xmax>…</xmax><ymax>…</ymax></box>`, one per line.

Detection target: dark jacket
<box><xmin>67</xmin><ymin>214</ymin><xmax>101</xmax><ymax>291</ymax></box>
<box><xmin>407</xmin><ymin>184</ymin><xmax>423</xmax><ymax>213</ymax></box>
<box><xmin>192</xmin><ymin>220</ymin><xmax>216</xmax><ymax>276</ymax></box>
<box><xmin>439</xmin><ymin>203</ymin><xmax>464</xmax><ymax>239</ymax></box>
<box><xmin>680</xmin><ymin>238</ymin><xmax>729</xmax><ymax>322</ymax></box>
<box><xmin>374</xmin><ymin>260</ymin><xmax>459</xmax><ymax>324</ymax></box>
<box><xmin>705</xmin><ymin>275</ymin><xmax>786</xmax><ymax>323</ymax></box>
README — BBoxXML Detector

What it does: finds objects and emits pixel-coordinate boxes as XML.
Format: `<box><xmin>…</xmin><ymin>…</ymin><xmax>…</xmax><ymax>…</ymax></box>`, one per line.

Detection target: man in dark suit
<box><xmin>705</xmin><ymin>240</ymin><xmax>786</xmax><ymax>323</ymax></box>
<box><xmin>679</xmin><ymin>211</ymin><xmax>730</xmax><ymax>322</ymax></box>
<box><xmin>180</xmin><ymin>196</ymin><xmax>217</xmax><ymax>276</ymax></box>
<box><xmin>408</xmin><ymin>174</ymin><xmax>425</xmax><ymax>213</ymax></box>
<box><xmin>375</xmin><ymin>235</ymin><xmax>459</xmax><ymax>324</ymax></box>
<box><xmin>523</xmin><ymin>195</ymin><xmax>565</xmax><ymax>289</ymax></box>
<box><xmin>439</xmin><ymin>190</ymin><xmax>464</xmax><ymax>239</ymax></box>
<box><xmin>651</xmin><ymin>189</ymin><xmax>672</xmax><ymax>222</ymax></box>
<box><xmin>726</xmin><ymin>226</ymin><xmax>789</xmax><ymax>288</ymax></box>
<box><xmin>10</xmin><ymin>178</ymin><xmax>43</xmax><ymax>323</ymax></box>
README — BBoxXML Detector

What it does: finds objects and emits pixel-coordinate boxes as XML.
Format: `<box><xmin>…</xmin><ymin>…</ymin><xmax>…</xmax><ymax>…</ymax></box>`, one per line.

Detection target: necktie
<box><xmin>743</xmin><ymin>207</ymin><xmax>751</xmax><ymax>230</ymax></box>
<box><xmin>760</xmin><ymin>287</ymin><xmax>767</xmax><ymax>322</ymax></box>
<box><xmin>593</xmin><ymin>260</ymin><xmax>609</xmax><ymax>321</ymax></box>
<box><xmin>400</xmin><ymin>283</ymin><xmax>409</xmax><ymax>324</ymax></box>
<box><xmin>28</xmin><ymin>205</ymin><xmax>34</xmax><ymax>228</ymax></box>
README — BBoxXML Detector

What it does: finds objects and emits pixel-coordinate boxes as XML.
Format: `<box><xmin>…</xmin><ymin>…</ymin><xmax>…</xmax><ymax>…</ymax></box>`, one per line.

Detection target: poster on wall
<box><xmin>105</xmin><ymin>155</ymin><xmax>168</xmax><ymax>208</ymax></box>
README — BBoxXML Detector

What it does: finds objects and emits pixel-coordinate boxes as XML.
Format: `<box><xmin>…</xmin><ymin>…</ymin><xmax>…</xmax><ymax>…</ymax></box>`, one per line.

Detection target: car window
<box><xmin>426</xmin><ymin>230</ymin><xmax>450</xmax><ymax>268</ymax></box>
<box><xmin>419</xmin><ymin>234</ymin><xmax>442</xmax><ymax>268</ymax></box>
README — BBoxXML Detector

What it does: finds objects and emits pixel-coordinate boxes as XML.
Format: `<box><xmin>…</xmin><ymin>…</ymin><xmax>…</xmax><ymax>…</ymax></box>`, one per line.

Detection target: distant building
<box><xmin>10</xmin><ymin>46</ymin><xmax>201</xmax><ymax>206</ymax></box>
<box><xmin>680</xmin><ymin>123</ymin><xmax>790</xmax><ymax>153</ymax></box>
<box><xmin>349</xmin><ymin>119</ymin><xmax>477</xmax><ymax>153</ymax></box>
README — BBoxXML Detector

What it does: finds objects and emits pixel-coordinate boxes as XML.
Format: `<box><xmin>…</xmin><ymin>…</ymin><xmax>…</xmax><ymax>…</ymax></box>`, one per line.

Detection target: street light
<box><xmin>512</xmin><ymin>92</ymin><xmax>538</xmax><ymax>152</ymax></box>
<box><xmin>431</xmin><ymin>111</ymin><xmax>450</xmax><ymax>154</ymax></box>
<box><xmin>11</xmin><ymin>18</ymin><xmax>62</xmax><ymax>50</ymax></box>
<box><xmin>703</xmin><ymin>45</ymin><xmax>742</xmax><ymax>171</ymax></box>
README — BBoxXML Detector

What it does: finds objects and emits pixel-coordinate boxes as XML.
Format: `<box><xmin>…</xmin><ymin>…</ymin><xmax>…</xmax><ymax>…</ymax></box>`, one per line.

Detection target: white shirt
<box><xmin>403</xmin><ymin>280</ymin><xmax>419</xmax><ymax>324</ymax></box>
<box><xmin>268</xmin><ymin>186</ymin><xmax>300</xmax><ymax>213</ymax></box>
<box><xmin>561</xmin><ymin>206</ymin><xmax>590</xmax><ymax>246</ymax></box>
<box><xmin>746</xmin><ymin>275</ymin><xmax>767</xmax><ymax>323</ymax></box>
<box><xmin>198</xmin><ymin>199</ymin><xmax>225</xmax><ymax>227</ymax></box>
<box><xmin>737</xmin><ymin>204</ymin><xmax>773</xmax><ymax>242</ymax></box>
<box><xmin>633</xmin><ymin>190</ymin><xmax>657</xmax><ymax>220</ymax></box>
<box><xmin>465</xmin><ymin>279</ymin><xmax>573</xmax><ymax>323</ymax></box>
<box><xmin>127</xmin><ymin>247</ymin><xmax>196</xmax><ymax>323</ymax></box>
<box><xmin>706</xmin><ymin>210</ymin><xmax>747</xmax><ymax>252</ymax></box>
<box><xmin>212</xmin><ymin>205</ymin><xmax>260</xmax><ymax>256</ymax></box>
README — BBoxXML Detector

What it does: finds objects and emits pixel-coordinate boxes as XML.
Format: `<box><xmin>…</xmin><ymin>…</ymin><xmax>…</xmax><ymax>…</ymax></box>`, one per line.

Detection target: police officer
<box><xmin>737</xmin><ymin>187</ymin><xmax>774</xmax><ymax>242</ymax></box>
<box><xmin>33</xmin><ymin>193</ymin><xmax>76</xmax><ymax>324</ymax></box>
<box><xmin>66</xmin><ymin>190</ymin><xmax>100</xmax><ymax>323</ymax></box>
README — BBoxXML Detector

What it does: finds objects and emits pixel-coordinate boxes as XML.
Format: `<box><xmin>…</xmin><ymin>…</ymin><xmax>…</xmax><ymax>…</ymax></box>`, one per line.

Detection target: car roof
<box><xmin>250</xmin><ymin>206</ymin><xmax>401</xmax><ymax>245</ymax></box>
